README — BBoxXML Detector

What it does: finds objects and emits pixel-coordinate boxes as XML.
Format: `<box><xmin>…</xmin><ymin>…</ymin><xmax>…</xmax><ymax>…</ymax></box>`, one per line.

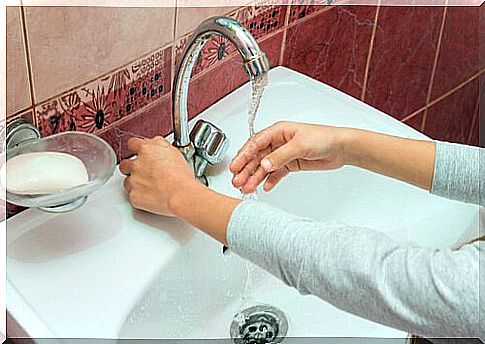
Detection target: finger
<box><xmin>263</xmin><ymin>168</ymin><xmax>289</xmax><ymax>192</ymax></box>
<box><xmin>127</xmin><ymin>137</ymin><xmax>145</xmax><ymax>154</ymax></box>
<box><xmin>119</xmin><ymin>159</ymin><xmax>134</xmax><ymax>175</ymax></box>
<box><xmin>230</xmin><ymin>140</ymin><xmax>260</xmax><ymax>174</ymax></box>
<box><xmin>232</xmin><ymin>157</ymin><xmax>260</xmax><ymax>188</ymax></box>
<box><xmin>230</xmin><ymin>127</ymin><xmax>279</xmax><ymax>174</ymax></box>
<box><xmin>261</xmin><ymin>140</ymin><xmax>301</xmax><ymax>172</ymax></box>
<box><xmin>123</xmin><ymin>177</ymin><xmax>132</xmax><ymax>192</ymax></box>
<box><xmin>241</xmin><ymin>165</ymin><xmax>268</xmax><ymax>194</ymax></box>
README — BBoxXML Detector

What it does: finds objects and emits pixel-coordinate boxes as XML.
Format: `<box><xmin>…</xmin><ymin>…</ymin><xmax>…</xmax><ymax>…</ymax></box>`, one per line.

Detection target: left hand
<box><xmin>119</xmin><ymin>136</ymin><xmax>196</xmax><ymax>216</ymax></box>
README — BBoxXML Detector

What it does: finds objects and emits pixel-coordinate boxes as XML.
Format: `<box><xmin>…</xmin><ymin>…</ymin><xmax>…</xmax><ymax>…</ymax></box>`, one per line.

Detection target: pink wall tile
<box><xmin>36</xmin><ymin>46</ymin><xmax>172</xmax><ymax>137</ymax></box>
<box><xmin>24</xmin><ymin>6</ymin><xmax>175</xmax><ymax>103</ymax></box>
<box><xmin>6</xmin><ymin>7</ymin><xmax>32</xmax><ymax>117</ymax></box>
<box><xmin>175</xmin><ymin>6</ymin><xmax>239</xmax><ymax>38</ymax></box>
<box><xmin>283</xmin><ymin>6</ymin><xmax>376</xmax><ymax>99</ymax></box>
<box><xmin>430</xmin><ymin>6</ymin><xmax>480</xmax><ymax>100</ymax></box>
<box><xmin>98</xmin><ymin>95</ymin><xmax>172</xmax><ymax>162</ymax></box>
<box><xmin>365</xmin><ymin>7</ymin><xmax>443</xmax><ymax>120</ymax></box>
<box><xmin>424</xmin><ymin>78</ymin><xmax>478</xmax><ymax>144</ymax></box>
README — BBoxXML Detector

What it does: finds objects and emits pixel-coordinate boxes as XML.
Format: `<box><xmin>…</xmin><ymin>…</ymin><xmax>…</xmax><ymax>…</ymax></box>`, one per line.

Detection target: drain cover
<box><xmin>230</xmin><ymin>305</ymin><xmax>288</xmax><ymax>344</ymax></box>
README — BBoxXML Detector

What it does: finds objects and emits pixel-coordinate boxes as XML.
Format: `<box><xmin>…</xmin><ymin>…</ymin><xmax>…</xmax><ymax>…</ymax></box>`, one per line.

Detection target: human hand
<box><xmin>119</xmin><ymin>136</ymin><xmax>197</xmax><ymax>216</ymax></box>
<box><xmin>230</xmin><ymin>121</ymin><xmax>351</xmax><ymax>193</ymax></box>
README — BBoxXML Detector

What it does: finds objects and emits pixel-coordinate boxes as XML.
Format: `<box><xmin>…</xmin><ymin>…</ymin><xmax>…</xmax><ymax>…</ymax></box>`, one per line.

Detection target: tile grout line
<box><xmin>402</xmin><ymin>69</ymin><xmax>484</xmax><ymax>124</ymax></box>
<box><xmin>360</xmin><ymin>4</ymin><xmax>380</xmax><ymax>102</ymax></box>
<box><xmin>171</xmin><ymin>0</ymin><xmax>179</xmax><ymax>89</ymax></box>
<box><xmin>420</xmin><ymin>5</ymin><xmax>447</xmax><ymax>133</ymax></box>
<box><xmin>402</xmin><ymin>68</ymin><xmax>485</xmax><ymax>123</ymax></box>
<box><xmin>400</xmin><ymin>106</ymin><xmax>426</xmax><ymax>123</ymax></box>
<box><xmin>427</xmin><ymin>69</ymin><xmax>484</xmax><ymax>110</ymax></box>
<box><xmin>278</xmin><ymin>4</ymin><xmax>291</xmax><ymax>66</ymax></box>
<box><xmin>6</xmin><ymin>106</ymin><xmax>35</xmax><ymax>121</ymax></box>
<box><xmin>19</xmin><ymin>5</ymin><xmax>37</xmax><ymax>125</ymax></box>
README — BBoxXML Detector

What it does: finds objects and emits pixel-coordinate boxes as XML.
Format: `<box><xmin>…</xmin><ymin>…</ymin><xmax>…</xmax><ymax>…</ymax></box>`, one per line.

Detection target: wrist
<box><xmin>340</xmin><ymin>128</ymin><xmax>364</xmax><ymax>166</ymax></box>
<box><xmin>167</xmin><ymin>178</ymin><xmax>207</xmax><ymax>217</ymax></box>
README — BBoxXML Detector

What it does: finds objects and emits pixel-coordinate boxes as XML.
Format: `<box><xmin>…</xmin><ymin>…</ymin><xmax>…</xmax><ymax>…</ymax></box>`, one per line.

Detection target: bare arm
<box><xmin>344</xmin><ymin>129</ymin><xmax>436</xmax><ymax>190</ymax></box>
<box><xmin>230</xmin><ymin>121</ymin><xmax>436</xmax><ymax>193</ymax></box>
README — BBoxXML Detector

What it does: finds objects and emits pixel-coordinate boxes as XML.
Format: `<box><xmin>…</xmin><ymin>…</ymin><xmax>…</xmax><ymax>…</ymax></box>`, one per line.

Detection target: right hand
<box><xmin>230</xmin><ymin>121</ymin><xmax>351</xmax><ymax>193</ymax></box>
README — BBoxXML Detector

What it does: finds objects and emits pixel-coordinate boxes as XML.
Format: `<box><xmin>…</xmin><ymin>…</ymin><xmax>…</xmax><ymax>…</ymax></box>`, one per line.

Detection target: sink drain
<box><xmin>230</xmin><ymin>305</ymin><xmax>288</xmax><ymax>344</ymax></box>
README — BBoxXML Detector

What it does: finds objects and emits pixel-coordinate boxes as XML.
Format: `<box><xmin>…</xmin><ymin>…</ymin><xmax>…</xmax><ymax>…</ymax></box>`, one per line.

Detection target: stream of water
<box><xmin>240</xmin><ymin>73</ymin><xmax>269</xmax><ymax>307</ymax></box>
<box><xmin>241</xmin><ymin>73</ymin><xmax>268</xmax><ymax>202</ymax></box>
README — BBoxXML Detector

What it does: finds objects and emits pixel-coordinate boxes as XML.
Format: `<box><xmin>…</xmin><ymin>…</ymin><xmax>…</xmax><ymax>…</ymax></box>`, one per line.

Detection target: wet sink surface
<box><xmin>7</xmin><ymin>67</ymin><xmax>479</xmax><ymax>341</ymax></box>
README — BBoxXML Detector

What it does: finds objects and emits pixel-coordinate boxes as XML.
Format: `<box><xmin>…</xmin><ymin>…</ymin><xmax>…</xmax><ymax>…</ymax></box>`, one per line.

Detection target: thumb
<box><xmin>261</xmin><ymin>140</ymin><xmax>301</xmax><ymax>172</ymax></box>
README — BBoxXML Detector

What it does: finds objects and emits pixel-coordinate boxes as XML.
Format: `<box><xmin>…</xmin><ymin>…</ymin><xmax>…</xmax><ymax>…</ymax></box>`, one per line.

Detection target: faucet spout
<box><xmin>172</xmin><ymin>16</ymin><xmax>270</xmax><ymax>151</ymax></box>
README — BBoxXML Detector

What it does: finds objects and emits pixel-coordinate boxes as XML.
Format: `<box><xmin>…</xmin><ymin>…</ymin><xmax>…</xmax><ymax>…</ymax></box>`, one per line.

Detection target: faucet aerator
<box><xmin>244</xmin><ymin>54</ymin><xmax>270</xmax><ymax>80</ymax></box>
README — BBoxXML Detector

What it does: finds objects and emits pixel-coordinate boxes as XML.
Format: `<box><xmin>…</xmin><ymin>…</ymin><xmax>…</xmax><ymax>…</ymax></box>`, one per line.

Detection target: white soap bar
<box><xmin>0</xmin><ymin>152</ymin><xmax>89</xmax><ymax>195</ymax></box>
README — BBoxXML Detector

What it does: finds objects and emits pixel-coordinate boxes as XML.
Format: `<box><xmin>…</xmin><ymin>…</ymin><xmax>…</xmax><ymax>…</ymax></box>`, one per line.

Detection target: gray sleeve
<box><xmin>227</xmin><ymin>201</ymin><xmax>481</xmax><ymax>338</ymax></box>
<box><xmin>431</xmin><ymin>142</ymin><xmax>483</xmax><ymax>207</ymax></box>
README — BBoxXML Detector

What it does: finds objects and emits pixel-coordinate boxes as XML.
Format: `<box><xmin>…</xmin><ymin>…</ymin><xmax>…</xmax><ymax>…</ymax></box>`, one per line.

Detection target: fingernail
<box><xmin>261</xmin><ymin>158</ymin><xmax>272</xmax><ymax>171</ymax></box>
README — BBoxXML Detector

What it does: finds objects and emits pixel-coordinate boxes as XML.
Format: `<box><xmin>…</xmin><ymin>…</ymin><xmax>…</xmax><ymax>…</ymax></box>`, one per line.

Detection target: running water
<box><xmin>239</xmin><ymin>72</ymin><xmax>269</xmax><ymax>306</ymax></box>
<box><xmin>248</xmin><ymin>73</ymin><xmax>268</xmax><ymax>137</ymax></box>
<box><xmin>241</xmin><ymin>73</ymin><xmax>269</xmax><ymax>201</ymax></box>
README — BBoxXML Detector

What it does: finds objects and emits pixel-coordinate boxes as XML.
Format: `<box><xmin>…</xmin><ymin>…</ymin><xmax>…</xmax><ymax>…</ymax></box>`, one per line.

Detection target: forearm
<box><xmin>344</xmin><ymin>129</ymin><xmax>436</xmax><ymax>190</ymax></box>
<box><xmin>168</xmin><ymin>181</ymin><xmax>240</xmax><ymax>245</ymax></box>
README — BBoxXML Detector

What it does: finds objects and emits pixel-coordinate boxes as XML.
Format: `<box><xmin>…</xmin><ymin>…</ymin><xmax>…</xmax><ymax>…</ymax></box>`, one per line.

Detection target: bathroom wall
<box><xmin>4</xmin><ymin>2</ymin><xmax>482</xmax><ymax>217</ymax></box>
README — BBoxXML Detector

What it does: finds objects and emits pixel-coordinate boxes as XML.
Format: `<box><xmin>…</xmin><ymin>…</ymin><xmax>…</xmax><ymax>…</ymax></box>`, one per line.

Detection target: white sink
<box><xmin>7</xmin><ymin>67</ymin><xmax>479</xmax><ymax>342</ymax></box>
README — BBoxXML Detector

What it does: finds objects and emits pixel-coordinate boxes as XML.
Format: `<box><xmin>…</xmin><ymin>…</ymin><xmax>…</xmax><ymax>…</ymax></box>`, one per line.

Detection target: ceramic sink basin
<box><xmin>7</xmin><ymin>67</ymin><xmax>479</xmax><ymax>342</ymax></box>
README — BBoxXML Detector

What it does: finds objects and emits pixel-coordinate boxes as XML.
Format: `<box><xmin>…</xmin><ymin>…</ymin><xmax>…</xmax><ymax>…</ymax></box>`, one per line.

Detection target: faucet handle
<box><xmin>190</xmin><ymin>119</ymin><xmax>229</xmax><ymax>165</ymax></box>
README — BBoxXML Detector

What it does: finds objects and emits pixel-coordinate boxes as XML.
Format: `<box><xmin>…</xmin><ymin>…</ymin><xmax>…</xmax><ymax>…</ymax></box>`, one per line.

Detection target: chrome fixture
<box><xmin>172</xmin><ymin>16</ymin><xmax>270</xmax><ymax>182</ymax></box>
<box><xmin>2</xmin><ymin>118</ymin><xmax>41</xmax><ymax>152</ymax></box>
<box><xmin>230</xmin><ymin>304</ymin><xmax>288</xmax><ymax>344</ymax></box>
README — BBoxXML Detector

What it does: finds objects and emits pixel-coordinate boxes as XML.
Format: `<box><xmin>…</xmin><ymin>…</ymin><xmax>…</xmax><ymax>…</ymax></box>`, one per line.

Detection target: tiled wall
<box><xmin>282</xmin><ymin>5</ymin><xmax>481</xmax><ymax>146</ymax></box>
<box><xmin>5</xmin><ymin>3</ymin><xmax>482</xmax><ymax>217</ymax></box>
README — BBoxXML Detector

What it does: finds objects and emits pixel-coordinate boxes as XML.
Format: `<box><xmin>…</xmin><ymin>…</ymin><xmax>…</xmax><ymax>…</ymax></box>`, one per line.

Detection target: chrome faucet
<box><xmin>172</xmin><ymin>16</ymin><xmax>270</xmax><ymax>183</ymax></box>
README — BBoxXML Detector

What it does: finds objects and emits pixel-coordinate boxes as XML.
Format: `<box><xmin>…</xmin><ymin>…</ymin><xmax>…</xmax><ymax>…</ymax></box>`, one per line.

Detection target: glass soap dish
<box><xmin>1</xmin><ymin>120</ymin><xmax>116</xmax><ymax>213</ymax></box>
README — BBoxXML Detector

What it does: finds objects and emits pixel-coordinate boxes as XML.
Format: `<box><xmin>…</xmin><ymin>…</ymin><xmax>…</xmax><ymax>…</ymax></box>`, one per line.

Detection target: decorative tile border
<box><xmin>288</xmin><ymin>1</ymin><xmax>329</xmax><ymax>23</ymax></box>
<box><xmin>35</xmin><ymin>46</ymin><xmax>172</xmax><ymax>137</ymax></box>
<box><xmin>174</xmin><ymin>4</ymin><xmax>287</xmax><ymax>78</ymax></box>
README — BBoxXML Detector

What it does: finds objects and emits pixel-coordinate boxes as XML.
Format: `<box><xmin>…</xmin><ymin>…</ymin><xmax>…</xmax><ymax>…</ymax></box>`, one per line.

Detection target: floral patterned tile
<box><xmin>174</xmin><ymin>4</ymin><xmax>287</xmax><ymax>78</ymax></box>
<box><xmin>36</xmin><ymin>46</ymin><xmax>172</xmax><ymax>137</ymax></box>
<box><xmin>98</xmin><ymin>95</ymin><xmax>172</xmax><ymax>162</ymax></box>
<box><xmin>175</xmin><ymin>33</ymin><xmax>238</xmax><ymax>77</ymax></box>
